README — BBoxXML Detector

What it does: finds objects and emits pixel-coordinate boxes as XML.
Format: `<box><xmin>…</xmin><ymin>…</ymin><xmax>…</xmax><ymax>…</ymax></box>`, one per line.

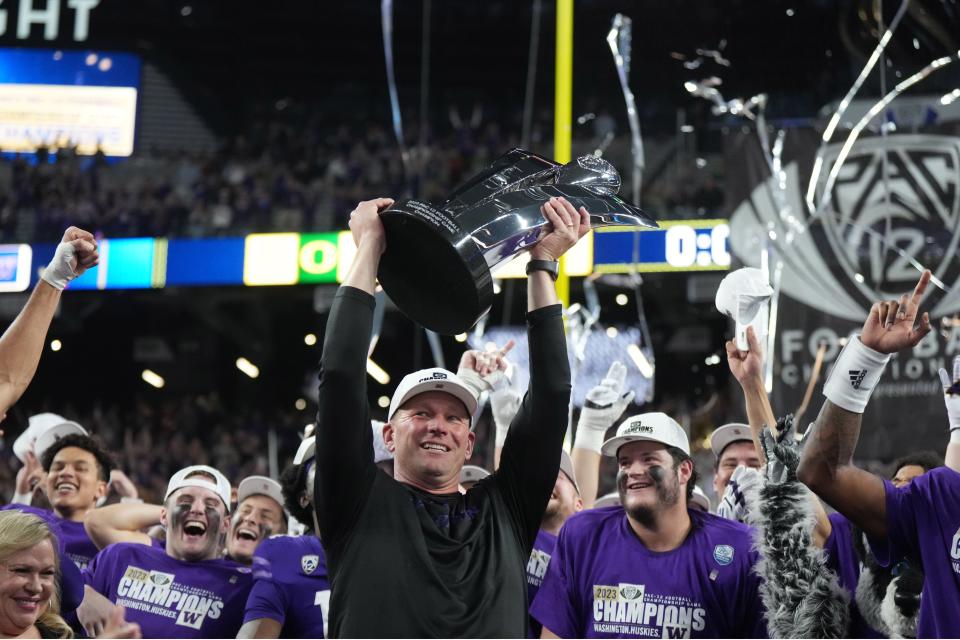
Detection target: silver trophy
<box><xmin>378</xmin><ymin>148</ymin><xmax>658</xmax><ymax>334</ymax></box>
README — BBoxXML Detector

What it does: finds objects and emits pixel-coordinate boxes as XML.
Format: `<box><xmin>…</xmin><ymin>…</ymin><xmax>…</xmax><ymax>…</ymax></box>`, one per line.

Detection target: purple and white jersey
<box><xmin>83</xmin><ymin>542</ymin><xmax>253</xmax><ymax>638</ymax></box>
<box><xmin>243</xmin><ymin>534</ymin><xmax>330</xmax><ymax>638</ymax></box>
<box><xmin>530</xmin><ymin>506</ymin><xmax>766</xmax><ymax>638</ymax></box>
<box><xmin>0</xmin><ymin>504</ymin><xmax>98</xmax><ymax>569</ymax></box>
<box><xmin>867</xmin><ymin>467</ymin><xmax>960</xmax><ymax>638</ymax></box>
<box><xmin>527</xmin><ymin>528</ymin><xmax>558</xmax><ymax>638</ymax></box>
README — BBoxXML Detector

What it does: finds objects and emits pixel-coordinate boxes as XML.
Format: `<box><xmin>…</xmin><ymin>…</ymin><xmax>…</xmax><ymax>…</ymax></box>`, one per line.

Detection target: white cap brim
<box><xmin>34</xmin><ymin>422</ymin><xmax>88</xmax><ymax>461</ymax></box>
<box><xmin>388</xmin><ymin>369</ymin><xmax>478</xmax><ymax>423</ymax></box>
<box><xmin>13</xmin><ymin>413</ymin><xmax>84</xmax><ymax>462</ymax></box>
<box><xmin>601</xmin><ymin>412</ymin><xmax>690</xmax><ymax>457</ymax></box>
<box><xmin>165</xmin><ymin>465</ymin><xmax>232</xmax><ymax>511</ymax></box>
<box><xmin>237</xmin><ymin>475</ymin><xmax>285</xmax><ymax>509</ymax></box>
<box><xmin>715</xmin><ymin>268</ymin><xmax>773</xmax><ymax>350</ymax></box>
<box><xmin>710</xmin><ymin>423</ymin><xmax>754</xmax><ymax>458</ymax></box>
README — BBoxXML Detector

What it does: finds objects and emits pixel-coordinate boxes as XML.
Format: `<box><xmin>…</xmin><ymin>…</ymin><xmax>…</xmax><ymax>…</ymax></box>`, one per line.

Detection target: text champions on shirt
<box><xmin>592</xmin><ymin>583</ymin><xmax>707</xmax><ymax>637</ymax></box>
<box><xmin>115</xmin><ymin>565</ymin><xmax>229</xmax><ymax>630</ymax></box>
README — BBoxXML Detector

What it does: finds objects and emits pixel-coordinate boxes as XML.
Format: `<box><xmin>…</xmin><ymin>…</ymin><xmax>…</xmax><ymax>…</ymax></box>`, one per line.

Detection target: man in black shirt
<box><xmin>315</xmin><ymin>196</ymin><xmax>589</xmax><ymax>637</ymax></box>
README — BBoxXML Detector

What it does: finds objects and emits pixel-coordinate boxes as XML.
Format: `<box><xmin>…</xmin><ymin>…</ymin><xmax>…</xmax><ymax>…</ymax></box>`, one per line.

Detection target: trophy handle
<box><xmin>461</xmin><ymin>184</ymin><xmax>658</xmax><ymax>269</ymax></box>
<box><xmin>441</xmin><ymin>148</ymin><xmax>560</xmax><ymax>215</ymax></box>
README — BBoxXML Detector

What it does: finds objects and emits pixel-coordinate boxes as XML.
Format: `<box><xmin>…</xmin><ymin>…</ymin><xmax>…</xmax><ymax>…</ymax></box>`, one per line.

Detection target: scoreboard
<box><xmin>0</xmin><ymin>48</ymin><xmax>140</xmax><ymax>156</ymax></box>
<box><xmin>0</xmin><ymin>219</ymin><xmax>731</xmax><ymax>293</ymax></box>
<box><xmin>593</xmin><ymin>220</ymin><xmax>731</xmax><ymax>273</ymax></box>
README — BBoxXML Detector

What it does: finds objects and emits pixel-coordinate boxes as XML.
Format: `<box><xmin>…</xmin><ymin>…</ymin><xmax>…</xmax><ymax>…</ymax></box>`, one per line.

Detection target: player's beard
<box><xmin>618</xmin><ymin>464</ymin><xmax>680</xmax><ymax>528</ymax></box>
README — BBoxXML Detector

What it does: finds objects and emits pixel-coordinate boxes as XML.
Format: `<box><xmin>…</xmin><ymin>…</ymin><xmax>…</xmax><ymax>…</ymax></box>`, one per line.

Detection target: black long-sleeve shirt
<box><xmin>314</xmin><ymin>286</ymin><xmax>571</xmax><ymax>638</ymax></box>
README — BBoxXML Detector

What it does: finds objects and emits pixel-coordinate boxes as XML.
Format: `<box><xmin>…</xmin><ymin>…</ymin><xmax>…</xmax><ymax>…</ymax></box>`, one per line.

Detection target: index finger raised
<box><xmin>498</xmin><ymin>339</ymin><xmax>516</xmax><ymax>357</ymax></box>
<box><xmin>910</xmin><ymin>269</ymin><xmax>931</xmax><ymax>303</ymax></box>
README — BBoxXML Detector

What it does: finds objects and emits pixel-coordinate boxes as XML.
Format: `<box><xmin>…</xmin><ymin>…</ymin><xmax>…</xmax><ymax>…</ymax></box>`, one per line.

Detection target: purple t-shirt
<box><xmin>530</xmin><ymin>506</ymin><xmax>766</xmax><ymax>638</ymax></box>
<box><xmin>867</xmin><ymin>468</ymin><xmax>960</xmax><ymax>638</ymax></box>
<box><xmin>83</xmin><ymin>542</ymin><xmax>253</xmax><ymax>638</ymax></box>
<box><xmin>0</xmin><ymin>504</ymin><xmax>84</xmax><ymax>614</ymax></box>
<box><xmin>822</xmin><ymin>512</ymin><xmax>883</xmax><ymax>638</ymax></box>
<box><xmin>0</xmin><ymin>504</ymin><xmax>98</xmax><ymax>569</ymax></box>
<box><xmin>58</xmin><ymin>518</ymin><xmax>100</xmax><ymax>570</ymax></box>
<box><xmin>527</xmin><ymin>528</ymin><xmax>558</xmax><ymax>638</ymax></box>
<box><xmin>243</xmin><ymin>534</ymin><xmax>329</xmax><ymax>638</ymax></box>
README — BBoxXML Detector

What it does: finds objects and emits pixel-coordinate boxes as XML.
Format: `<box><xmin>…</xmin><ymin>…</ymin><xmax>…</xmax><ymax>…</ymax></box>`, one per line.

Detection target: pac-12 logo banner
<box><xmin>729</xmin><ymin>134</ymin><xmax>960</xmax><ymax>321</ymax></box>
<box><xmin>817</xmin><ymin>135</ymin><xmax>960</xmax><ymax>316</ymax></box>
<box><xmin>726</xmin><ymin>132</ymin><xmax>960</xmax><ymax>458</ymax></box>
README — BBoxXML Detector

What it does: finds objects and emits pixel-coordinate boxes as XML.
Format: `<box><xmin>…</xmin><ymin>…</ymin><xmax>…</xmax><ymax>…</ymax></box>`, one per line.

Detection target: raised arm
<box><xmin>84</xmin><ymin>502</ymin><xmax>159</xmax><ymax>549</ymax></box>
<box><xmin>571</xmin><ymin>361</ymin><xmax>633</xmax><ymax>508</ymax></box>
<box><xmin>724</xmin><ymin>326</ymin><xmax>777</xmax><ymax>459</ymax></box>
<box><xmin>526</xmin><ymin>197</ymin><xmax>588</xmax><ymax>313</ymax></box>
<box><xmin>938</xmin><ymin>364</ymin><xmax>960</xmax><ymax>471</ymax></box>
<box><xmin>455</xmin><ymin>341</ymin><xmax>517</xmax><ymax>471</ymax></box>
<box><xmin>314</xmin><ymin>198</ymin><xmax>392</xmax><ymax>546</ymax></box>
<box><xmin>496</xmin><ymin>198</ymin><xmax>587</xmax><ymax>546</ymax></box>
<box><xmin>0</xmin><ymin>227</ymin><xmax>98</xmax><ymax>418</ymax></box>
<box><xmin>798</xmin><ymin>271</ymin><xmax>932</xmax><ymax>541</ymax></box>
<box><xmin>726</xmin><ymin>326</ymin><xmax>831</xmax><ymax>544</ymax></box>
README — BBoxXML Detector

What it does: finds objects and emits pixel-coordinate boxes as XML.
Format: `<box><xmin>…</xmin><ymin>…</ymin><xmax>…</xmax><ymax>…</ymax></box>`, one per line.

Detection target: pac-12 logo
<box><xmin>729</xmin><ymin>134</ymin><xmax>960</xmax><ymax>321</ymax></box>
<box><xmin>713</xmin><ymin>545</ymin><xmax>734</xmax><ymax>566</ymax></box>
<box><xmin>816</xmin><ymin>135</ymin><xmax>960</xmax><ymax>314</ymax></box>
<box><xmin>301</xmin><ymin>555</ymin><xmax>319</xmax><ymax>574</ymax></box>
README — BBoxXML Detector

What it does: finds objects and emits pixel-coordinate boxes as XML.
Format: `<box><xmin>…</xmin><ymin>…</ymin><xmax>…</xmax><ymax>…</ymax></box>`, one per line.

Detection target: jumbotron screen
<box><xmin>0</xmin><ymin>48</ymin><xmax>140</xmax><ymax>156</ymax></box>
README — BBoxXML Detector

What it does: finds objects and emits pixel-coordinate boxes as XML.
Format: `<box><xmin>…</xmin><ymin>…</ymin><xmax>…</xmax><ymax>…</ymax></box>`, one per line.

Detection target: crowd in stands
<box><xmin>0</xmin><ymin>105</ymin><xmax>726</xmax><ymax>244</ymax></box>
<box><xmin>0</xmin><ymin>395</ymin><xmax>306</xmax><ymax>506</ymax></box>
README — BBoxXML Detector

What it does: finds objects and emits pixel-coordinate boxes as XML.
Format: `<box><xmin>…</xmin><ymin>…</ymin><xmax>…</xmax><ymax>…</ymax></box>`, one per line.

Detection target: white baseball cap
<box><xmin>690</xmin><ymin>485</ymin><xmax>711</xmax><ymax>512</ymax></box>
<box><xmin>715</xmin><ymin>267</ymin><xmax>773</xmax><ymax>351</ymax></box>
<box><xmin>388</xmin><ymin>368</ymin><xmax>478</xmax><ymax>423</ymax></box>
<box><xmin>237</xmin><ymin>476</ymin><xmax>285</xmax><ymax>510</ymax></box>
<box><xmin>165</xmin><ymin>465</ymin><xmax>232</xmax><ymax>511</ymax></box>
<box><xmin>293</xmin><ymin>436</ymin><xmax>316</xmax><ymax>466</ymax></box>
<box><xmin>13</xmin><ymin>413</ymin><xmax>85</xmax><ymax>463</ymax></box>
<box><xmin>460</xmin><ymin>465</ymin><xmax>490</xmax><ymax>485</ymax></box>
<box><xmin>601</xmin><ymin>412</ymin><xmax>690</xmax><ymax>457</ymax></box>
<box><xmin>34</xmin><ymin>421</ymin><xmax>89</xmax><ymax>461</ymax></box>
<box><xmin>710</xmin><ymin>423</ymin><xmax>754</xmax><ymax>458</ymax></box>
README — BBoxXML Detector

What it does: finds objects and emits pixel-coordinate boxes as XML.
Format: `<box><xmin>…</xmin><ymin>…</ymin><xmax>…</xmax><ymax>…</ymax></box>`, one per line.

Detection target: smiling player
<box><xmin>83</xmin><ymin>465</ymin><xmax>254</xmax><ymax>638</ymax></box>
<box><xmin>530</xmin><ymin>412</ymin><xmax>766</xmax><ymax>638</ymax></box>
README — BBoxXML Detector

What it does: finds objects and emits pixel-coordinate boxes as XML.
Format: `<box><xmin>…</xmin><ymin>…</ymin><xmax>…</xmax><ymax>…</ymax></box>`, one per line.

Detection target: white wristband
<box><xmin>823</xmin><ymin>336</ymin><xmax>891</xmax><ymax>413</ymax></box>
<box><xmin>490</xmin><ymin>387</ymin><xmax>521</xmax><ymax>448</ymax></box>
<box><xmin>40</xmin><ymin>241</ymin><xmax>79</xmax><ymax>290</ymax></box>
<box><xmin>10</xmin><ymin>490</ymin><xmax>34</xmax><ymax>506</ymax></box>
<box><xmin>573</xmin><ymin>424</ymin><xmax>607</xmax><ymax>454</ymax></box>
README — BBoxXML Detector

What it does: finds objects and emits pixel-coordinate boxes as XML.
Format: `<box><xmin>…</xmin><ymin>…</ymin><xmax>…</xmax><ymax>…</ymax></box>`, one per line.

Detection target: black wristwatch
<box><xmin>526</xmin><ymin>259</ymin><xmax>560</xmax><ymax>281</ymax></box>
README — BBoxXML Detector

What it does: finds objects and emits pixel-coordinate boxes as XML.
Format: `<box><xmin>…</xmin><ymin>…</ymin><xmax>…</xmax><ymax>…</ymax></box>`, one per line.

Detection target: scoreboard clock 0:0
<box><xmin>592</xmin><ymin>220</ymin><xmax>730</xmax><ymax>273</ymax></box>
